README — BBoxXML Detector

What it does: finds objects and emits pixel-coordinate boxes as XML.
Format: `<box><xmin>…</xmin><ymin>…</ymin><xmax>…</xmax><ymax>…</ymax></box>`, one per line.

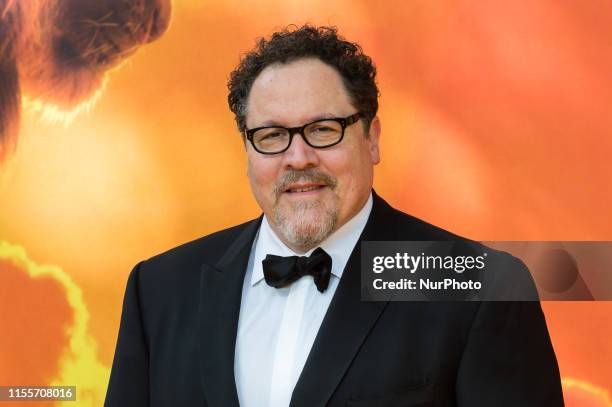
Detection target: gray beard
<box><xmin>270</xmin><ymin>167</ymin><xmax>339</xmax><ymax>252</ymax></box>
<box><xmin>273</xmin><ymin>198</ymin><xmax>338</xmax><ymax>252</ymax></box>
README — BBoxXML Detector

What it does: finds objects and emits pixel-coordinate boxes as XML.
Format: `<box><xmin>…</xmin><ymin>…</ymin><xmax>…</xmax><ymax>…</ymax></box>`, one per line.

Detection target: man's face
<box><xmin>245</xmin><ymin>58</ymin><xmax>380</xmax><ymax>253</ymax></box>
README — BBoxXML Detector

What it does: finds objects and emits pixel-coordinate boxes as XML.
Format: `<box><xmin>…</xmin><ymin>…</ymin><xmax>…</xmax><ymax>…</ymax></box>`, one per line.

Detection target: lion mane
<box><xmin>0</xmin><ymin>0</ymin><xmax>171</xmax><ymax>161</ymax></box>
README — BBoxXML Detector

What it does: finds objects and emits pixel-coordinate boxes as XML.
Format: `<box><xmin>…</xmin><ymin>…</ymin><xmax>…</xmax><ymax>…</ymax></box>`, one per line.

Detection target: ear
<box><xmin>367</xmin><ymin>116</ymin><xmax>381</xmax><ymax>165</ymax></box>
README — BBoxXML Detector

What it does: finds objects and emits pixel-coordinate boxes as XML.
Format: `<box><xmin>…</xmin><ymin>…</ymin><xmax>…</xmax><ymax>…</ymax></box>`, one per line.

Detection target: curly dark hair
<box><xmin>227</xmin><ymin>24</ymin><xmax>379</xmax><ymax>136</ymax></box>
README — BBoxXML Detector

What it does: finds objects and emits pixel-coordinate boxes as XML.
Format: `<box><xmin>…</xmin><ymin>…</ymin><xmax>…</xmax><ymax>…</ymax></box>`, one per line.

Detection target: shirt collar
<box><xmin>251</xmin><ymin>192</ymin><xmax>373</xmax><ymax>286</ymax></box>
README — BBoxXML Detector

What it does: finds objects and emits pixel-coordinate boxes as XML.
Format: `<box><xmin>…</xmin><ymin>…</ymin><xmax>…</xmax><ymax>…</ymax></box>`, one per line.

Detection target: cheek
<box><xmin>322</xmin><ymin>151</ymin><xmax>358</xmax><ymax>194</ymax></box>
<box><xmin>325</xmin><ymin>146</ymin><xmax>373</xmax><ymax>204</ymax></box>
<box><xmin>247</xmin><ymin>156</ymin><xmax>279</xmax><ymax>195</ymax></box>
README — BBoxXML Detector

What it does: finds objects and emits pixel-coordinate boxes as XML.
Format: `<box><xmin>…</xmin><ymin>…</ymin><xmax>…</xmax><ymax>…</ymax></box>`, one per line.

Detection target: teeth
<box><xmin>290</xmin><ymin>185</ymin><xmax>321</xmax><ymax>193</ymax></box>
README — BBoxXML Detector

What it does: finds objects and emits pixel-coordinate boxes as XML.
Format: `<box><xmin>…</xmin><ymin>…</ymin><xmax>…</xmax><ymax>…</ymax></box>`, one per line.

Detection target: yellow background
<box><xmin>1</xmin><ymin>0</ymin><xmax>611</xmax><ymax>405</ymax></box>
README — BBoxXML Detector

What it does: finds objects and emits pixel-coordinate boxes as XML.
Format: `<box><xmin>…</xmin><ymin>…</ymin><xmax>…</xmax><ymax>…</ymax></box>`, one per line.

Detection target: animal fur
<box><xmin>0</xmin><ymin>0</ymin><xmax>171</xmax><ymax>161</ymax></box>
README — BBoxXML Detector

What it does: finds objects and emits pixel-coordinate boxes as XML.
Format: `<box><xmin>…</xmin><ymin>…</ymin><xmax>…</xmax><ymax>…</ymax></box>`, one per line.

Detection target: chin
<box><xmin>274</xmin><ymin>201</ymin><xmax>338</xmax><ymax>251</ymax></box>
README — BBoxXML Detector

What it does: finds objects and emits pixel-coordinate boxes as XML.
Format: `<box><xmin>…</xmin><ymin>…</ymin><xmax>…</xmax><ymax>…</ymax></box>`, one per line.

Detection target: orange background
<box><xmin>0</xmin><ymin>0</ymin><xmax>611</xmax><ymax>405</ymax></box>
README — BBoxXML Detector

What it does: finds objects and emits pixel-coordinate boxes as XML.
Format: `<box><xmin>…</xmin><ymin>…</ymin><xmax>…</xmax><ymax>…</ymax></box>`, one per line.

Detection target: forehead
<box><xmin>246</xmin><ymin>58</ymin><xmax>354</xmax><ymax>127</ymax></box>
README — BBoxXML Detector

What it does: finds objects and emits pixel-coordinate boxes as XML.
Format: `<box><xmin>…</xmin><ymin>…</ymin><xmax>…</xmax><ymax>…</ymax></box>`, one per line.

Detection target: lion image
<box><xmin>0</xmin><ymin>0</ymin><xmax>171</xmax><ymax>161</ymax></box>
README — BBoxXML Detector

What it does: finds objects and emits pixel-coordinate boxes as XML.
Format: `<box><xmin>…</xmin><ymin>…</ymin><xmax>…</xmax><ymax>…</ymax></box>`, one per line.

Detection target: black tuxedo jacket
<box><xmin>105</xmin><ymin>192</ymin><xmax>564</xmax><ymax>406</ymax></box>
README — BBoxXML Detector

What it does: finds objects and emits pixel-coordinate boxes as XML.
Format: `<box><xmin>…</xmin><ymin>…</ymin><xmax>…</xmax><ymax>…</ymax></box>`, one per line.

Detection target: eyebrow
<box><xmin>256</xmin><ymin>113</ymin><xmax>338</xmax><ymax>128</ymax></box>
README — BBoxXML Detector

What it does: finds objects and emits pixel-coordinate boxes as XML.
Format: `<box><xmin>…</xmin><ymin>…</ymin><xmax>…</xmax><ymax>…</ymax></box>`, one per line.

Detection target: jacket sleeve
<box><xmin>455</xmin><ymin>299</ymin><xmax>564</xmax><ymax>406</ymax></box>
<box><xmin>105</xmin><ymin>262</ymin><xmax>150</xmax><ymax>407</ymax></box>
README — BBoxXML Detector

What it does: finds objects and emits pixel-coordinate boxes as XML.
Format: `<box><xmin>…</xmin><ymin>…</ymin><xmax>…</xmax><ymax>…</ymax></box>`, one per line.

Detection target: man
<box><xmin>105</xmin><ymin>25</ymin><xmax>564</xmax><ymax>406</ymax></box>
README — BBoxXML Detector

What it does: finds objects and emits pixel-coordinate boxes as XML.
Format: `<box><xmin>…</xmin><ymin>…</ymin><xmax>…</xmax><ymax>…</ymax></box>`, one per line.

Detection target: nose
<box><xmin>146</xmin><ymin>0</ymin><xmax>172</xmax><ymax>43</ymax></box>
<box><xmin>282</xmin><ymin>132</ymin><xmax>320</xmax><ymax>170</ymax></box>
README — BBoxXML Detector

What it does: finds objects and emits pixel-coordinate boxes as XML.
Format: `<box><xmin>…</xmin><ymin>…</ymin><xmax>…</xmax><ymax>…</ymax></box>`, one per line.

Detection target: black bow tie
<box><xmin>262</xmin><ymin>247</ymin><xmax>333</xmax><ymax>293</ymax></box>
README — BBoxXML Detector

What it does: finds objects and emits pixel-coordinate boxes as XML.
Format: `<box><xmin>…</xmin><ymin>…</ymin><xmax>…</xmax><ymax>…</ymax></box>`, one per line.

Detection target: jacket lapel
<box><xmin>198</xmin><ymin>216</ymin><xmax>262</xmax><ymax>407</ymax></box>
<box><xmin>290</xmin><ymin>192</ymin><xmax>394</xmax><ymax>406</ymax></box>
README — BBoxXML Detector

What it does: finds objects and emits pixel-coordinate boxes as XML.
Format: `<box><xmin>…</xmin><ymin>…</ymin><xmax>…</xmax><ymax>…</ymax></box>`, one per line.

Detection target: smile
<box><xmin>289</xmin><ymin>185</ymin><xmax>323</xmax><ymax>193</ymax></box>
<box><xmin>284</xmin><ymin>183</ymin><xmax>328</xmax><ymax>195</ymax></box>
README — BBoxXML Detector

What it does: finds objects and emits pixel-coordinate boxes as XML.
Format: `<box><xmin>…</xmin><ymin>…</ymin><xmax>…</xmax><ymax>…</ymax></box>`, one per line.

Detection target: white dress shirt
<box><xmin>234</xmin><ymin>193</ymin><xmax>373</xmax><ymax>407</ymax></box>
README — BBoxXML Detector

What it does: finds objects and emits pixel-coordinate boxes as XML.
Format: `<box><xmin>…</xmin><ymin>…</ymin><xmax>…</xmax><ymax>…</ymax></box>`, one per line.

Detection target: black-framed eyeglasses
<box><xmin>244</xmin><ymin>112</ymin><xmax>362</xmax><ymax>155</ymax></box>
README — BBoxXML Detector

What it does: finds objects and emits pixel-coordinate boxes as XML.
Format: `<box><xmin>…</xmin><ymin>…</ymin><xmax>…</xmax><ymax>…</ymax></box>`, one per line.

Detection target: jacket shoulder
<box><xmin>374</xmin><ymin>194</ymin><xmax>464</xmax><ymax>241</ymax></box>
<box><xmin>376</xmin><ymin>195</ymin><xmax>536</xmax><ymax>296</ymax></box>
<box><xmin>134</xmin><ymin>217</ymin><xmax>258</xmax><ymax>287</ymax></box>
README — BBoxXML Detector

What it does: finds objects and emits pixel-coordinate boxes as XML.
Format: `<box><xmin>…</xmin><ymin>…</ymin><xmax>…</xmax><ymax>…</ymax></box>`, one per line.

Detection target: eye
<box><xmin>260</xmin><ymin>131</ymin><xmax>285</xmax><ymax>141</ymax></box>
<box><xmin>310</xmin><ymin>125</ymin><xmax>336</xmax><ymax>133</ymax></box>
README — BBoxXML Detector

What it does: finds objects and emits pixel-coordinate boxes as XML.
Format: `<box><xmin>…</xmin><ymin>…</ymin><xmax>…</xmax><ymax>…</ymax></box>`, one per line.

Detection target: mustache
<box><xmin>273</xmin><ymin>168</ymin><xmax>338</xmax><ymax>199</ymax></box>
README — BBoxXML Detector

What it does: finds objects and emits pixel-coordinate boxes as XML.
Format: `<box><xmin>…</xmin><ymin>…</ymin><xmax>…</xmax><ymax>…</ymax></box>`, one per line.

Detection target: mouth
<box><xmin>283</xmin><ymin>183</ymin><xmax>328</xmax><ymax>196</ymax></box>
